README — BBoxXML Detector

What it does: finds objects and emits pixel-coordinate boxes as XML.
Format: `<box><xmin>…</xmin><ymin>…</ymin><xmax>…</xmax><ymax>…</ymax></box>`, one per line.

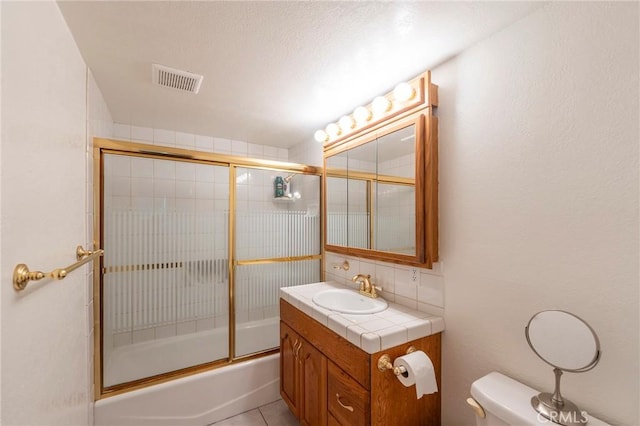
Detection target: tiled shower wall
<box><xmin>324</xmin><ymin>252</ymin><xmax>444</xmax><ymax>317</ymax></box>
<box><xmin>112</xmin><ymin>123</ymin><xmax>289</xmax><ymax>162</ymax></box>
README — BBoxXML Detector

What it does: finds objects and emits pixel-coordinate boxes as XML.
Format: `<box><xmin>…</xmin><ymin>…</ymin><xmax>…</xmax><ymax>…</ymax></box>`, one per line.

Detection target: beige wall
<box><xmin>1</xmin><ymin>2</ymin><xmax>112</xmax><ymax>424</ymax></box>
<box><xmin>432</xmin><ymin>2</ymin><xmax>638</xmax><ymax>424</ymax></box>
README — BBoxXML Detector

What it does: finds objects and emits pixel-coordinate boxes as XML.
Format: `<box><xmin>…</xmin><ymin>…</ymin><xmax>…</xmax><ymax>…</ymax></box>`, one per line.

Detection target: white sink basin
<box><xmin>312</xmin><ymin>289</ymin><xmax>388</xmax><ymax>314</ymax></box>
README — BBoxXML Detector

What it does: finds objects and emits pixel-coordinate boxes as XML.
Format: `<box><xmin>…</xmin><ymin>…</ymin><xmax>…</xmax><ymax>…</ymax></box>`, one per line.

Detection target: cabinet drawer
<box><xmin>328</xmin><ymin>362</ymin><xmax>370</xmax><ymax>426</ymax></box>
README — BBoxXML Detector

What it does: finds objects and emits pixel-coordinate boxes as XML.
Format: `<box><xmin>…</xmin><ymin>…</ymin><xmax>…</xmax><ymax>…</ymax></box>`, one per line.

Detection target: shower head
<box><xmin>284</xmin><ymin>174</ymin><xmax>295</xmax><ymax>183</ymax></box>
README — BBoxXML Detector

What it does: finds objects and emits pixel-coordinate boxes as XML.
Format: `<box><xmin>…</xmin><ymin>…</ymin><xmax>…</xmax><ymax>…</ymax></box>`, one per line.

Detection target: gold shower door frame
<box><xmin>92</xmin><ymin>138</ymin><xmax>323</xmax><ymax>399</ymax></box>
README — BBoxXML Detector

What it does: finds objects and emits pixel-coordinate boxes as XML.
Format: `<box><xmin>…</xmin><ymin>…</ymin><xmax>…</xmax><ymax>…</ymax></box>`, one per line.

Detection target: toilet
<box><xmin>468</xmin><ymin>372</ymin><xmax>610</xmax><ymax>426</ymax></box>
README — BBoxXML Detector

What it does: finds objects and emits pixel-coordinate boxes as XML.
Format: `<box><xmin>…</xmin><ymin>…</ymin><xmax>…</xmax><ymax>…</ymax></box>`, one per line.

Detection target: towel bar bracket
<box><xmin>12</xmin><ymin>245</ymin><xmax>104</xmax><ymax>291</ymax></box>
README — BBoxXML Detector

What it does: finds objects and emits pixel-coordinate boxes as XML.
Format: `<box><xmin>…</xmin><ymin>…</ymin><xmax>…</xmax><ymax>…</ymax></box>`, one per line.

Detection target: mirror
<box><xmin>322</xmin><ymin>71</ymin><xmax>438</xmax><ymax>268</ymax></box>
<box><xmin>325</xmin><ymin>125</ymin><xmax>415</xmax><ymax>253</ymax></box>
<box><xmin>525</xmin><ymin>310</ymin><xmax>601</xmax><ymax>426</ymax></box>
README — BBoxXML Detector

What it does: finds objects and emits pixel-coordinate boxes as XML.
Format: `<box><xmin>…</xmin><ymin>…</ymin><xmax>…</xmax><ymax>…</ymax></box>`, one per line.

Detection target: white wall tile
<box><xmin>175</xmin><ymin>161</ymin><xmax>196</xmax><ymax>181</ymax></box>
<box><xmin>131</xmin><ymin>125</ymin><xmax>153</xmax><ymax>142</ymax></box>
<box><xmin>154</xmin><ymin>179</ymin><xmax>175</xmax><ymax>198</ymax></box>
<box><xmin>132</xmin><ymin>328</ymin><xmax>155</xmax><ymax>344</ymax></box>
<box><xmin>248</xmin><ymin>143</ymin><xmax>264</xmax><ymax>158</ymax></box>
<box><xmin>110</xmin><ymin>176</ymin><xmax>131</xmax><ymax>197</ymax></box>
<box><xmin>195</xmin><ymin>134</ymin><xmax>214</xmax><ymax>152</ymax></box>
<box><xmin>154</xmin><ymin>158</ymin><xmax>176</xmax><ymax>179</ymax></box>
<box><xmin>418</xmin><ymin>273</ymin><xmax>444</xmax><ymax>308</ymax></box>
<box><xmin>213</xmin><ymin>137</ymin><xmax>231</xmax><ymax>153</ymax></box>
<box><xmin>155</xmin><ymin>324</ymin><xmax>177</xmax><ymax>339</ymax></box>
<box><xmin>277</xmin><ymin>148</ymin><xmax>288</xmax><ymax>161</ymax></box>
<box><xmin>109</xmin><ymin>155</ymin><xmax>131</xmax><ymax>177</ymax></box>
<box><xmin>131</xmin><ymin>157</ymin><xmax>154</xmax><ymax>178</ymax></box>
<box><xmin>176</xmin><ymin>131</ymin><xmax>196</xmax><ymax>148</ymax></box>
<box><xmin>231</xmin><ymin>140</ymin><xmax>248</xmax><ymax>156</ymax></box>
<box><xmin>195</xmin><ymin>163</ymin><xmax>215</xmax><ymax>182</ymax></box>
<box><xmin>131</xmin><ymin>177</ymin><xmax>154</xmax><ymax>197</ymax></box>
<box><xmin>113</xmin><ymin>123</ymin><xmax>131</xmax><ymax>140</ymax></box>
<box><xmin>153</xmin><ymin>128</ymin><xmax>176</xmax><ymax>146</ymax></box>
<box><xmin>394</xmin><ymin>280</ymin><xmax>417</xmax><ymax>300</ymax></box>
<box><xmin>215</xmin><ymin>182</ymin><xmax>229</xmax><ymax>199</ymax></box>
<box><xmin>196</xmin><ymin>181</ymin><xmax>215</xmax><ymax>199</ymax></box>
<box><xmin>175</xmin><ymin>180</ymin><xmax>195</xmax><ymax>198</ymax></box>
<box><xmin>417</xmin><ymin>303</ymin><xmax>444</xmax><ymax>317</ymax></box>
<box><xmin>263</xmin><ymin>146</ymin><xmax>278</xmax><ymax>159</ymax></box>
<box><xmin>394</xmin><ymin>294</ymin><xmax>418</xmax><ymax>310</ymax></box>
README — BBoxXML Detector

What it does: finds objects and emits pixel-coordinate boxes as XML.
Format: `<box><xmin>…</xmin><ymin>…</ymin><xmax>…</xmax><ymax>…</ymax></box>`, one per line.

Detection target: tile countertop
<box><xmin>279</xmin><ymin>281</ymin><xmax>444</xmax><ymax>354</ymax></box>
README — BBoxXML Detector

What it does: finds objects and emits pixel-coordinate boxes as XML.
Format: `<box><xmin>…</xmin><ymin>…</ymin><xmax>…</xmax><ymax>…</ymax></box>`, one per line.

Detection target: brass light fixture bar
<box><xmin>13</xmin><ymin>245</ymin><xmax>104</xmax><ymax>291</ymax></box>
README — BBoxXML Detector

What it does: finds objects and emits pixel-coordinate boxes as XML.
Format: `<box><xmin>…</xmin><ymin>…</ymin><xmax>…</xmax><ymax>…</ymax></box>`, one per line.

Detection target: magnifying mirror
<box><xmin>525</xmin><ymin>310</ymin><xmax>600</xmax><ymax>425</ymax></box>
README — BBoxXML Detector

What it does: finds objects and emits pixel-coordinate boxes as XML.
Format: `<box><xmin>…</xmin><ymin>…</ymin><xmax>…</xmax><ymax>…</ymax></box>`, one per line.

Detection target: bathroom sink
<box><xmin>312</xmin><ymin>289</ymin><xmax>388</xmax><ymax>314</ymax></box>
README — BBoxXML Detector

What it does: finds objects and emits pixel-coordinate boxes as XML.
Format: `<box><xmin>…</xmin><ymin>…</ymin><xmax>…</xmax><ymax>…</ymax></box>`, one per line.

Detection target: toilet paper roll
<box><xmin>393</xmin><ymin>350</ymin><xmax>438</xmax><ymax>399</ymax></box>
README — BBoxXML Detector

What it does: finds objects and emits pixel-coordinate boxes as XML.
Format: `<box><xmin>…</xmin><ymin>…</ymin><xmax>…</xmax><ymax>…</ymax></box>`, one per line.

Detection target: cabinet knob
<box><xmin>336</xmin><ymin>393</ymin><xmax>354</xmax><ymax>412</ymax></box>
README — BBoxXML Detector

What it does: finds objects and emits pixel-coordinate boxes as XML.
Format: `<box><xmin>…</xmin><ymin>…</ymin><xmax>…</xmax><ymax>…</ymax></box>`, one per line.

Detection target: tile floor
<box><xmin>209</xmin><ymin>399</ymin><xmax>298</xmax><ymax>426</ymax></box>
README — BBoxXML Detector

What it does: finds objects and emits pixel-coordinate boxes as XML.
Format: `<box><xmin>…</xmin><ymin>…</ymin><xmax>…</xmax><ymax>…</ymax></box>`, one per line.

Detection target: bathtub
<box><xmin>96</xmin><ymin>318</ymin><xmax>281</xmax><ymax>426</ymax></box>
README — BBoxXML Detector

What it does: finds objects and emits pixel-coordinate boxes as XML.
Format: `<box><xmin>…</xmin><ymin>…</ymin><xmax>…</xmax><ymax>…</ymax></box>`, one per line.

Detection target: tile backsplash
<box><xmin>324</xmin><ymin>252</ymin><xmax>444</xmax><ymax>317</ymax></box>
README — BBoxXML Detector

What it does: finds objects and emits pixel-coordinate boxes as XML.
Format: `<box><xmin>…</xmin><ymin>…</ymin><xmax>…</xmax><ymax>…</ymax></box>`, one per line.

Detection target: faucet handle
<box><xmin>371</xmin><ymin>285</ymin><xmax>382</xmax><ymax>298</ymax></box>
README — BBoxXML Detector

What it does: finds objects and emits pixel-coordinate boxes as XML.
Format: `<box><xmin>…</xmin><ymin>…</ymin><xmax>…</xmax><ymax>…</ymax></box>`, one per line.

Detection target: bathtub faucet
<box><xmin>352</xmin><ymin>274</ymin><xmax>380</xmax><ymax>298</ymax></box>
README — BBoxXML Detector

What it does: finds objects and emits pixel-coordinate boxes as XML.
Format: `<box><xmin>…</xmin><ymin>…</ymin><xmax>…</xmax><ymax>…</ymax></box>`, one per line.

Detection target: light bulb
<box><xmin>338</xmin><ymin>115</ymin><xmax>354</xmax><ymax>132</ymax></box>
<box><xmin>326</xmin><ymin>123</ymin><xmax>341</xmax><ymax>138</ymax></box>
<box><xmin>372</xmin><ymin>96</ymin><xmax>392</xmax><ymax>115</ymax></box>
<box><xmin>314</xmin><ymin>130</ymin><xmax>328</xmax><ymax>143</ymax></box>
<box><xmin>393</xmin><ymin>82</ymin><xmax>415</xmax><ymax>102</ymax></box>
<box><xmin>353</xmin><ymin>106</ymin><xmax>372</xmax><ymax>124</ymax></box>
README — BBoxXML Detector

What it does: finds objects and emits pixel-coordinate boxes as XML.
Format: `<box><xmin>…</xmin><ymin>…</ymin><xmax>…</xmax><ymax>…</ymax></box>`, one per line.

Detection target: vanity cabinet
<box><xmin>280</xmin><ymin>322</ymin><xmax>327</xmax><ymax>426</ymax></box>
<box><xmin>280</xmin><ymin>299</ymin><xmax>441</xmax><ymax>426</ymax></box>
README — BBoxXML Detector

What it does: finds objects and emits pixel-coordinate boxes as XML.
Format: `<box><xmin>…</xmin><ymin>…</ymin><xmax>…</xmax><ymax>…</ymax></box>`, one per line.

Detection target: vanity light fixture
<box><xmin>339</xmin><ymin>115</ymin><xmax>355</xmax><ymax>131</ymax></box>
<box><xmin>372</xmin><ymin>96</ymin><xmax>392</xmax><ymax>116</ymax></box>
<box><xmin>393</xmin><ymin>82</ymin><xmax>416</xmax><ymax>102</ymax></box>
<box><xmin>314</xmin><ymin>129</ymin><xmax>328</xmax><ymax>143</ymax></box>
<box><xmin>314</xmin><ymin>73</ymin><xmax>430</xmax><ymax>145</ymax></box>
<box><xmin>353</xmin><ymin>106</ymin><xmax>372</xmax><ymax>124</ymax></box>
<box><xmin>326</xmin><ymin>123</ymin><xmax>341</xmax><ymax>139</ymax></box>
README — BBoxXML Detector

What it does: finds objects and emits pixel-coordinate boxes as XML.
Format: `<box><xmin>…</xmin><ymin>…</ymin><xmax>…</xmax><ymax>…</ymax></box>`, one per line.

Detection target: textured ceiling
<box><xmin>58</xmin><ymin>1</ymin><xmax>544</xmax><ymax>148</ymax></box>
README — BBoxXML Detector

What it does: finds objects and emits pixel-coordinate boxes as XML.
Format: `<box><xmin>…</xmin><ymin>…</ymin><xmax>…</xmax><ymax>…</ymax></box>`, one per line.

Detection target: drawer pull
<box><xmin>335</xmin><ymin>393</ymin><xmax>354</xmax><ymax>412</ymax></box>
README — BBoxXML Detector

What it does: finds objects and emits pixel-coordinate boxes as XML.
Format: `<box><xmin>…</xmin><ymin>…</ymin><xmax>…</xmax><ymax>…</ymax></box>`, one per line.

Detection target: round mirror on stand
<box><xmin>525</xmin><ymin>310</ymin><xmax>601</xmax><ymax>426</ymax></box>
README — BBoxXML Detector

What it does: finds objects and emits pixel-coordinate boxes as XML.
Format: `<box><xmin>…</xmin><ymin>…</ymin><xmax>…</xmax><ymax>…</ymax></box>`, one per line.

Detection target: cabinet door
<box><xmin>299</xmin><ymin>340</ymin><xmax>328</xmax><ymax>426</ymax></box>
<box><xmin>280</xmin><ymin>322</ymin><xmax>300</xmax><ymax>417</ymax></box>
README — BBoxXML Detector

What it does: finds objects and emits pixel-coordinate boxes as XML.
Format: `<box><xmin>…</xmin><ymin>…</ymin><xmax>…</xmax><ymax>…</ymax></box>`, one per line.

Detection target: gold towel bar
<box><xmin>13</xmin><ymin>245</ymin><xmax>104</xmax><ymax>291</ymax></box>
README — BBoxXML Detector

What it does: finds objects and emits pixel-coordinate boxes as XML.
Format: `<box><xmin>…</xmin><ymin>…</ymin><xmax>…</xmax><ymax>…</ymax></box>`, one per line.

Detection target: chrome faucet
<box><xmin>352</xmin><ymin>273</ymin><xmax>380</xmax><ymax>298</ymax></box>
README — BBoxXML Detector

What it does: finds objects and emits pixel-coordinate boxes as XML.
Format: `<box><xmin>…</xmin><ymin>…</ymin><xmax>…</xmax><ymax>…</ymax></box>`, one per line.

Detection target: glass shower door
<box><xmin>233</xmin><ymin>167</ymin><xmax>321</xmax><ymax>357</ymax></box>
<box><xmin>102</xmin><ymin>153</ymin><xmax>230</xmax><ymax>387</ymax></box>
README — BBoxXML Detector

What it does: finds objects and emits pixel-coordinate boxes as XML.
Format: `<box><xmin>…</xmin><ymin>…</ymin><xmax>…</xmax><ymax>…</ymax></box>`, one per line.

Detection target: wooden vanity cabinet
<box><xmin>280</xmin><ymin>321</ymin><xmax>328</xmax><ymax>426</ymax></box>
<box><xmin>280</xmin><ymin>299</ymin><xmax>441</xmax><ymax>426</ymax></box>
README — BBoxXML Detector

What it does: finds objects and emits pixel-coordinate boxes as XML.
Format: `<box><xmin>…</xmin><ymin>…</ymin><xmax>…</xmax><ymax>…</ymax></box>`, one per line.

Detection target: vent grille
<box><xmin>152</xmin><ymin>64</ymin><xmax>203</xmax><ymax>94</ymax></box>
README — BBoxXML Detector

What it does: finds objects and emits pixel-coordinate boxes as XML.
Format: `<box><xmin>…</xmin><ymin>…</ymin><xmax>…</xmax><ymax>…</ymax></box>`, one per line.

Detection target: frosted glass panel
<box><xmin>235</xmin><ymin>169</ymin><xmax>321</xmax><ymax>260</ymax></box>
<box><xmin>102</xmin><ymin>154</ymin><xmax>229</xmax><ymax>387</ymax></box>
<box><xmin>234</xmin><ymin>168</ymin><xmax>321</xmax><ymax>356</ymax></box>
<box><xmin>234</xmin><ymin>260</ymin><xmax>321</xmax><ymax>357</ymax></box>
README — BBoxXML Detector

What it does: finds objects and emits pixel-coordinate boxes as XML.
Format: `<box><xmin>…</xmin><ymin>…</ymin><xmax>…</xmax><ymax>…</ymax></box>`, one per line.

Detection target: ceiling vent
<box><xmin>152</xmin><ymin>64</ymin><xmax>203</xmax><ymax>94</ymax></box>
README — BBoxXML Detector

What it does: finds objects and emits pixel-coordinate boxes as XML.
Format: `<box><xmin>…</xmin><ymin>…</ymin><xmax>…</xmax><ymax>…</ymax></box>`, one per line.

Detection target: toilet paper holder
<box><xmin>377</xmin><ymin>346</ymin><xmax>417</xmax><ymax>376</ymax></box>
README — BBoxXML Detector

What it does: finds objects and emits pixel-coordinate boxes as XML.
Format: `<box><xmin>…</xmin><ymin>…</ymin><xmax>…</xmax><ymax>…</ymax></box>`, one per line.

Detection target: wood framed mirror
<box><xmin>322</xmin><ymin>71</ymin><xmax>438</xmax><ymax>268</ymax></box>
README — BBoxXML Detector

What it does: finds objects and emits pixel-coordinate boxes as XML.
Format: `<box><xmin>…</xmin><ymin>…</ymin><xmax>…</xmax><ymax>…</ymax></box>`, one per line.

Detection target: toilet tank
<box><xmin>469</xmin><ymin>372</ymin><xmax>610</xmax><ymax>426</ymax></box>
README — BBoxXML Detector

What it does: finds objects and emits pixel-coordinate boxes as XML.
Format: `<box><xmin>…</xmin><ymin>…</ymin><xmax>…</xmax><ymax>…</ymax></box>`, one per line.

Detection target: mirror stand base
<box><xmin>531</xmin><ymin>393</ymin><xmax>588</xmax><ymax>426</ymax></box>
